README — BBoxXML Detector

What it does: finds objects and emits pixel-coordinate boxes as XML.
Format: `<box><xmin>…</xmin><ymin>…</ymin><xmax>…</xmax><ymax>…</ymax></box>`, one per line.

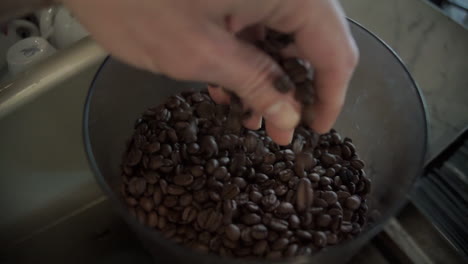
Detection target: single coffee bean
<box><xmin>285</xmin><ymin>243</ymin><xmax>298</xmax><ymax>257</ymax></box>
<box><xmin>269</xmin><ymin>218</ymin><xmax>289</xmax><ymax>232</ymax></box>
<box><xmin>252</xmin><ymin>240</ymin><xmax>268</xmax><ymax>256</ymax></box>
<box><xmin>147</xmin><ymin>211</ymin><xmax>158</xmax><ymax>227</ymax></box>
<box><xmin>313</xmin><ymin>231</ymin><xmax>327</xmax><ymax>247</ymax></box>
<box><xmin>225</xmin><ymin>224</ymin><xmax>241</xmax><ymax>241</ymax></box>
<box><xmin>345</xmin><ymin>195</ymin><xmax>361</xmax><ymax>210</ymax></box>
<box><xmin>251</xmin><ymin>224</ymin><xmax>268</xmax><ymax>240</ymax></box>
<box><xmin>323</xmin><ymin>191</ymin><xmax>338</xmax><ymax>205</ymax></box>
<box><xmin>296</xmin><ymin>230</ymin><xmax>313</xmax><ymax>241</ymax></box>
<box><xmin>316</xmin><ymin>214</ymin><xmax>332</xmax><ymax>227</ymax></box>
<box><xmin>231</xmin><ymin>177</ymin><xmax>247</xmax><ymax>190</ymax></box>
<box><xmin>272</xmin><ymin>237</ymin><xmax>289</xmax><ymax>251</ymax></box>
<box><xmin>167</xmin><ymin>184</ymin><xmax>186</xmax><ymax>195</ymax></box>
<box><xmin>139</xmin><ymin>197</ymin><xmax>154</xmax><ymax>212</ymax></box>
<box><xmin>222</xmin><ymin>184</ymin><xmax>240</xmax><ymax>200</ymax></box>
<box><xmin>128</xmin><ymin>177</ymin><xmax>147</xmax><ymax>197</ymax></box>
<box><xmin>296</xmin><ymin>178</ymin><xmax>313</xmax><ymax>212</ymax></box>
<box><xmin>213</xmin><ymin>166</ymin><xmax>228</xmax><ymax>180</ymax></box>
<box><xmin>289</xmin><ymin>215</ymin><xmax>301</xmax><ymax>229</ymax></box>
<box><xmin>179</xmin><ymin>193</ymin><xmax>193</xmax><ymax>206</ymax></box>
<box><xmin>242</xmin><ymin>213</ymin><xmax>262</xmax><ymax>225</ymax></box>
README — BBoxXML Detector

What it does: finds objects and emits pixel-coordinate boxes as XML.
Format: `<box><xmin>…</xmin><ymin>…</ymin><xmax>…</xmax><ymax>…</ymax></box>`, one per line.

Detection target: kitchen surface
<box><xmin>1</xmin><ymin>0</ymin><xmax>467</xmax><ymax>263</ymax></box>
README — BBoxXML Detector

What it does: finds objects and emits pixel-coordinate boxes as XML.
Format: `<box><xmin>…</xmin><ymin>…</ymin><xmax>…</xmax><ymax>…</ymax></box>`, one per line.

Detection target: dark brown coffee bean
<box><xmin>204</xmin><ymin>159</ymin><xmax>219</xmax><ymax>174</ymax></box>
<box><xmin>275</xmin><ymin>202</ymin><xmax>295</xmax><ymax>218</ymax></box>
<box><xmin>252</xmin><ymin>240</ymin><xmax>268</xmax><ymax>256</ymax></box>
<box><xmin>313</xmin><ymin>231</ymin><xmax>327</xmax><ymax>247</ymax></box>
<box><xmin>231</xmin><ymin>177</ymin><xmax>247</xmax><ymax>190</ymax></box>
<box><xmin>190</xmin><ymin>177</ymin><xmax>206</xmax><ymax>191</ymax></box>
<box><xmin>147</xmin><ymin>211</ymin><xmax>158</xmax><ymax>227</ymax></box>
<box><xmin>213</xmin><ymin>166</ymin><xmax>228</xmax><ymax>180</ymax></box>
<box><xmin>128</xmin><ymin>177</ymin><xmax>147</xmax><ymax>197</ymax></box>
<box><xmin>285</xmin><ymin>243</ymin><xmax>298</xmax><ymax>257</ymax></box>
<box><xmin>242</xmin><ymin>213</ymin><xmax>261</xmax><ymax>225</ymax></box>
<box><xmin>320</xmin><ymin>176</ymin><xmax>332</xmax><ymax>186</ymax></box>
<box><xmin>350</xmin><ymin>159</ymin><xmax>365</xmax><ymax>170</ymax></box>
<box><xmin>289</xmin><ymin>215</ymin><xmax>300</xmax><ymax>229</ymax></box>
<box><xmin>249</xmin><ymin>191</ymin><xmax>262</xmax><ymax>204</ymax></box>
<box><xmin>126</xmin><ymin>148</ymin><xmax>143</xmax><ymax>166</ymax></box>
<box><xmin>279</xmin><ymin>169</ymin><xmax>294</xmax><ymax>182</ymax></box>
<box><xmin>274</xmin><ymin>75</ymin><xmax>294</xmax><ymax>93</ymax></box>
<box><xmin>208</xmin><ymin>191</ymin><xmax>221</xmax><ymax>202</ymax></box>
<box><xmin>296</xmin><ymin>178</ymin><xmax>313</xmax><ymax>212</ymax></box>
<box><xmin>308</xmin><ymin>173</ymin><xmax>320</xmax><ymax>182</ymax></box>
<box><xmin>225</xmin><ymin>224</ymin><xmax>241</xmax><ymax>241</ymax></box>
<box><xmin>201</xmin><ymin>135</ymin><xmax>218</xmax><ymax>158</ymax></box>
<box><xmin>269</xmin><ymin>218</ymin><xmax>289</xmax><ymax>232</ymax></box>
<box><xmin>166</xmin><ymin>184</ymin><xmax>185</xmax><ymax>195</ymax></box>
<box><xmin>136</xmin><ymin>208</ymin><xmax>147</xmax><ymax>225</ymax></box>
<box><xmin>323</xmin><ymin>191</ymin><xmax>338</xmax><ymax>205</ymax></box>
<box><xmin>345</xmin><ymin>195</ymin><xmax>361</xmax><ymax>210</ymax></box>
<box><xmin>296</xmin><ymin>230</ymin><xmax>312</xmax><ymax>241</ymax></box>
<box><xmin>125</xmin><ymin>196</ymin><xmax>138</xmax><ymax>207</ymax></box>
<box><xmin>188</xmin><ymin>166</ymin><xmax>203</xmax><ymax>178</ymax></box>
<box><xmin>341</xmin><ymin>221</ymin><xmax>353</xmax><ymax>233</ymax></box>
<box><xmin>221</xmin><ymin>184</ymin><xmax>240</xmax><ymax>200</ymax></box>
<box><xmin>193</xmin><ymin>190</ymin><xmax>209</xmax><ymax>203</ymax></box>
<box><xmin>153</xmin><ymin>187</ymin><xmax>162</xmax><ymax>205</ymax></box>
<box><xmin>241</xmin><ymin>227</ymin><xmax>253</xmax><ymax>243</ymax></box>
<box><xmin>139</xmin><ymin>197</ymin><xmax>154</xmax><ymax>212</ymax></box>
<box><xmin>186</xmin><ymin>142</ymin><xmax>200</xmax><ymax>155</ymax></box>
<box><xmin>251</xmin><ymin>224</ymin><xmax>268</xmax><ymax>240</ymax></box>
<box><xmin>181</xmin><ymin>206</ymin><xmax>198</xmax><ymax>223</ymax></box>
<box><xmin>255</xmin><ymin>173</ymin><xmax>269</xmax><ymax>183</ymax></box>
<box><xmin>173</xmin><ymin>174</ymin><xmax>194</xmax><ymax>187</ymax></box>
<box><xmin>316</xmin><ymin>214</ymin><xmax>332</xmax><ymax>227</ymax></box>
<box><xmin>272</xmin><ymin>237</ymin><xmax>289</xmax><ymax>251</ymax></box>
<box><xmin>145</xmin><ymin>142</ymin><xmax>160</xmax><ymax>154</ymax></box>
<box><xmin>163</xmin><ymin>195</ymin><xmax>178</xmax><ymax>208</ymax></box>
<box><xmin>179</xmin><ymin>193</ymin><xmax>192</xmax><ymax>206</ymax></box>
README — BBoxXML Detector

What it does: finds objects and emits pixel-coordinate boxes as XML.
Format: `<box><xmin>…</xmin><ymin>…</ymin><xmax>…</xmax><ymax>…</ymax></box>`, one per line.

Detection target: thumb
<box><xmin>203</xmin><ymin>28</ymin><xmax>300</xmax><ymax>131</ymax></box>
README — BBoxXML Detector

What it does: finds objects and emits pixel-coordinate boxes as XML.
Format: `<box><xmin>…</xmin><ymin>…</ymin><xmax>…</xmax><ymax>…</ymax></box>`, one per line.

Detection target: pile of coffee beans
<box><xmin>120</xmin><ymin>88</ymin><xmax>371</xmax><ymax>259</ymax></box>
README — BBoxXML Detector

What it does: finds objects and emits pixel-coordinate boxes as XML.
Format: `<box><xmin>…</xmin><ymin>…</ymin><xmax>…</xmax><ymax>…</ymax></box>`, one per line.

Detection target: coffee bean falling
<box><xmin>120</xmin><ymin>88</ymin><xmax>370</xmax><ymax>259</ymax></box>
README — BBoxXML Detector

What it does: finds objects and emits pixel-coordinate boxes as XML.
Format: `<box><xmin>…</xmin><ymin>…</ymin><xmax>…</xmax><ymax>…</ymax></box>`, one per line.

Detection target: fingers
<box><xmin>265</xmin><ymin>120</ymin><xmax>294</xmax><ymax>146</ymax></box>
<box><xmin>266</xmin><ymin>0</ymin><xmax>359</xmax><ymax>133</ymax></box>
<box><xmin>293</xmin><ymin>0</ymin><xmax>358</xmax><ymax>133</ymax></box>
<box><xmin>207</xmin><ymin>85</ymin><xmax>230</xmax><ymax>104</ymax></box>
<box><xmin>201</xmin><ymin>26</ymin><xmax>301</xmax><ymax>132</ymax></box>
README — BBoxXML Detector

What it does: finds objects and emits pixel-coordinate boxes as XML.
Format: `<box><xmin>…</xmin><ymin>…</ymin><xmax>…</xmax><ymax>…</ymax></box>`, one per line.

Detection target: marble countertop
<box><xmin>342</xmin><ymin>0</ymin><xmax>468</xmax><ymax>160</ymax></box>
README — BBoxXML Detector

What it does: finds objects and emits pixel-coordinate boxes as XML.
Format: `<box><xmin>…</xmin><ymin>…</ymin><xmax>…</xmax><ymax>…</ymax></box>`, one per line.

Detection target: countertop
<box><xmin>342</xmin><ymin>0</ymin><xmax>468</xmax><ymax>159</ymax></box>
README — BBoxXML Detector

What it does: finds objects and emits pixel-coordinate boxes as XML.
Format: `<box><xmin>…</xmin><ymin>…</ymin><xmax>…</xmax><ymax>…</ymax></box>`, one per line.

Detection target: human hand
<box><xmin>63</xmin><ymin>0</ymin><xmax>358</xmax><ymax>145</ymax></box>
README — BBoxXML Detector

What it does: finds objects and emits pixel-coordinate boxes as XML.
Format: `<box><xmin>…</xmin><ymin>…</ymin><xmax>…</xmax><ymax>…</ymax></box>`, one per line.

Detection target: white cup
<box><xmin>36</xmin><ymin>6</ymin><xmax>89</xmax><ymax>49</ymax></box>
<box><xmin>6</xmin><ymin>19</ymin><xmax>40</xmax><ymax>43</ymax></box>
<box><xmin>6</xmin><ymin>37</ymin><xmax>56</xmax><ymax>76</ymax></box>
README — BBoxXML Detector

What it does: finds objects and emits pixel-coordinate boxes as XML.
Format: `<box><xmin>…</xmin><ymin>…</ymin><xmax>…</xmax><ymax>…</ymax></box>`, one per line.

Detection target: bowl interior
<box><xmin>84</xmin><ymin>21</ymin><xmax>427</xmax><ymax>263</ymax></box>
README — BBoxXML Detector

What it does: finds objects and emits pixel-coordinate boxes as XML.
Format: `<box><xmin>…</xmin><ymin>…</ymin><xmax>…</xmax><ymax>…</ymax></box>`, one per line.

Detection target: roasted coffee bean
<box><xmin>242</xmin><ymin>213</ymin><xmax>261</xmax><ymax>225</ymax></box>
<box><xmin>269</xmin><ymin>218</ymin><xmax>289</xmax><ymax>232</ymax></box>
<box><xmin>251</xmin><ymin>224</ymin><xmax>268</xmax><ymax>240</ymax></box>
<box><xmin>252</xmin><ymin>240</ymin><xmax>268</xmax><ymax>256</ymax></box>
<box><xmin>345</xmin><ymin>195</ymin><xmax>361</xmax><ymax>210</ymax></box>
<box><xmin>285</xmin><ymin>243</ymin><xmax>298</xmax><ymax>257</ymax></box>
<box><xmin>213</xmin><ymin>166</ymin><xmax>228</xmax><ymax>180</ymax></box>
<box><xmin>147</xmin><ymin>211</ymin><xmax>159</xmax><ymax>227</ymax></box>
<box><xmin>289</xmin><ymin>215</ymin><xmax>301</xmax><ymax>229</ymax></box>
<box><xmin>221</xmin><ymin>184</ymin><xmax>240</xmax><ymax>200</ymax></box>
<box><xmin>127</xmin><ymin>148</ymin><xmax>143</xmax><ymax>166</ymax></box>
<box><xmin>323</xmin><ymin>191</ymin><xmax>338</xmax><ymax>205</ymax></box>
<box><xmin>296</xmin><ymin>230</ymin><xmax>313</xmax><ymax>241</ymax></box>
<box><xmin>173</xmin><ymin>174</ymin><xmax>194</xmax><ymax>186</ymax></box>
<box><xmin>225</xmin><ymin>224</ymin><xmax>241</xmax><ymax>241</ymax></box>
<box><xmin>166</xmin><ymin>184</ymin><xmax>185</xmax><ymax>195</ymax></box>
<box><xmin>163</xmin><ymin>195</ymin><xmax>178</xmax><ymax>208</ymax></box>
<box><xmin>296</xmin><ymin>178</ymin><xmax>313</xmax><ymax>212</ymax></box>
<box><xmin>313</xmin><ymin>231</ymin><xmax>327</xmax><ymax>247</ymax></box>
<box><xmin>139</xmin><ymin>197</ymin><xmax>154</xmax><ymax>212</ymax></box>
<box><xmin>179</xmin><ymin>193</ymin><xmax>192</xmax><ymax>206</ymax></box>
<box><xmin>182</xmin><ymin>206</ymin><xmax>198</xmax><ymax>223</ymax></box>
<box><xmin>316</xmin><ymin>214</ymin><xmax>332</xmax><ymax>227</ymax></box>
<box><xmin>128</xmin><ymin>177</ymin><xmax>147</xmax><ymax>197</ymax></box>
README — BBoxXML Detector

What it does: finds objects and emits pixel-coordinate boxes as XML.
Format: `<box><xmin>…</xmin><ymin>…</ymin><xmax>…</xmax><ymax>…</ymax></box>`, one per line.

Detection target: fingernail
<box><xmin>265</xmin><ymin>101</ymin><xmax>299</xmax><ymax>130</ymax></box>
